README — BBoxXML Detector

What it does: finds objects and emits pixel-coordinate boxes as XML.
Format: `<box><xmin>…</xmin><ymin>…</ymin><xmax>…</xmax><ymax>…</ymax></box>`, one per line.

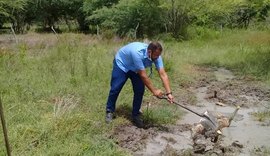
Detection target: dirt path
<box><xmin>111</xmin><ymin>67</ymin><xmax>270</xmax><ymax>156</ymax></box>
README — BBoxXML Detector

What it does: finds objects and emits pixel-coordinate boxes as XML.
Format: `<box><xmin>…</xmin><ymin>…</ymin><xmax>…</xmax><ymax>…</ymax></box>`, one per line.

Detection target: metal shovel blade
<box><xmin>201</xmin><ymin>110</ymin><xmax>218</xmax><ymax>130</ymax></box>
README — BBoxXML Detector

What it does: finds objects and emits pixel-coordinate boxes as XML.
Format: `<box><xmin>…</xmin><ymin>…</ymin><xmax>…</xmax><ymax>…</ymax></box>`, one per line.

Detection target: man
<box><xmin>105</xmin><ymin>41</ymin><xmax>174</xmax><ymax>128</ymax></box>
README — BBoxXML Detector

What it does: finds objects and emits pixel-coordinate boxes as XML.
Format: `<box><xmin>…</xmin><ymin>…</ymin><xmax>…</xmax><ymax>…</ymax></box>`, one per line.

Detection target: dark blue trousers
<box><xmin>106</xmin><ymin>61</ymin><xmax>145</xmax><ymax>117</ymax></box>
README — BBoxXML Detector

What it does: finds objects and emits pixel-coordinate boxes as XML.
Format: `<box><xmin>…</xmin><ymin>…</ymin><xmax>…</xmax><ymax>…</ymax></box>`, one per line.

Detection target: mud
<box><xmin>111</xmin><ymin>124</ymin><xmax>158</xmax><ymax>152</ymax></box>
<box><xmin>111</xmin><ymin>67</ymin><xmax>270</xmax><ymax>156</ymax></box>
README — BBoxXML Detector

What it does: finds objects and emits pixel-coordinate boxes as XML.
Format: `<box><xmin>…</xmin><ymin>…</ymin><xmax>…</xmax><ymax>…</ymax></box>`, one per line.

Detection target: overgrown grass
<box><xmin>0</xmin><ymin>29</ymin><xmax>269</xmax><ymax>155</ymax></box>
<box><xmin>0</xmin><ymin>35</ymin><xmax>129</xmax><ymax>155</ymax></box>
<box><xmin>165</xmin><ymin>29</ymin><xmax>270</xmax><ymax>84</ymax></box>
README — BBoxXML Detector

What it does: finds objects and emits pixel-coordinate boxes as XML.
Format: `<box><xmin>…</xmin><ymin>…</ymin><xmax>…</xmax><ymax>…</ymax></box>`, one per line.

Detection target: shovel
<box><xmin>158</xmin><ymin>96</ymin><xmax>218</xmax><ymax>128</ymax></box>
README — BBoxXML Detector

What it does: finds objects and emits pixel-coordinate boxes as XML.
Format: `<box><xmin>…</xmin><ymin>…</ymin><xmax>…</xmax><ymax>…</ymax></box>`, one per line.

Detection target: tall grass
<box><xmin>166</xmin><ymin>29</ymin><xmax>270</xmax><ymax>84</ymax></box>
<box><xmin>198</xmin><ymin>30</ymin><xmax>270</xmax><ymax>82</ymax></box>
<box><xmin>0</xmin><ymin>34</ymin><xmax>129</xmax><ymax>155</ymax></box>
<box><xmin>0</xmin><ymin>29</ymin><xmax>269</xmax><ymax>155</ymax></box>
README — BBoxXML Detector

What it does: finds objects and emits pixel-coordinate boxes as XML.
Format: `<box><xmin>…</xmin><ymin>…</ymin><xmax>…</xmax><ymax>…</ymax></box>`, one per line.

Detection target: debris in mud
<box><xmin>160</xmin><ymin>144</ymin><xmax>179</xmax><ymax>156</ymax></box>
<box><xmin>161</xmin><ymin>136</ymin><xmax>177</xmax><ymax>144</ymax></box>
<box><xmin>192</xmin><ymin>106</ymin><xmax>240</xmax><ymax>138</ymax></box>
<box><xmin>190</xmin><ymin>137</ymin><xmax>243</xmax><ymax>155</ymax></box>
<box><xmin>215</xmin><ymin>102</ymin><xmax>226</xmax><ymax>107</ymax></box>
<box><xmin>192</xmin><ymin>67</ymin><xmax>270</xmax><ymax>108</ymax></box>
<box><xmin>112</xmin><ymin>123</ymin><xmax>193</xmax><ymax>155</ymax></box>
<box><xmin>206</xmin><ymin>79</ymin><xmax>270</xmax><ymax>108</ymax></box>
<box><xmin>231</xmin><ymin>140</ymin><xmax>243</xmax><ymax>148</ymax></box>
<box><xmin>111</xmin><ymin>124</ymin><xmax>158</xmax><ymax>152</ymax></box>
<box><xmin>191</xmin><ymin>106</ymin><xmax>241</xmax><ymax>154</ymax></box>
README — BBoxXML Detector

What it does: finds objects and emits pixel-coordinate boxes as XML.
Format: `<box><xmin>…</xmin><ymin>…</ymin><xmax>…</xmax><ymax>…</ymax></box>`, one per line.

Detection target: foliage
<box><xmin>83</xmin><ymin>0</ymin><xmax>119</xmax><ymax>33</ymax></box>
<box><xmin>0</xmin><ymin>0</ymin><xmax>269</xmax><ymax>37</ymax></box>
<box><xmin>88</xmin><ymin>0</ymin><xmax>165</xmax><ymax>38</ymax></box>
<box><xmin>0</xmin><ymin>29</ymin><xmax>269</xmax><ymax>155</ymax></box>
<box><xmin>160</xmin><ymin>0</ymin><xmax>192</xmax><ymax>39</ymax></box>
<box><xmin>0</xmin><ymin>0</ymin><xmax>28</xmax><ymax>32</ymax></box>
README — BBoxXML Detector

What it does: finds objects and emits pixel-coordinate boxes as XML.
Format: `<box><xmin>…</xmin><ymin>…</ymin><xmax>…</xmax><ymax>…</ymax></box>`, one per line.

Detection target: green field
<box><xmin>0</xmin><ymin>29</ymin><xmax>270</xmax><ymax>155</ymax></box>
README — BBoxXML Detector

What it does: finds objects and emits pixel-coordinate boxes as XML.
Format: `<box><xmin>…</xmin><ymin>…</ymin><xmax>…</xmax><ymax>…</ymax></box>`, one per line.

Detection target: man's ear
<box><xmin>148</xmin><ymin>50</ymin><xmax>152</xmax><ymax>55</ymax></box>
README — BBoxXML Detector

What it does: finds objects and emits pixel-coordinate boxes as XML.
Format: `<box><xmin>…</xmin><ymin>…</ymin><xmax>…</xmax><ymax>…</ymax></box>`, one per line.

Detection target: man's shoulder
<box><xmin>127</xmin><ymin>42</ymin><xmax>148</xmax><ymax>47</ymax></box>
<box><xmin>122</xmin><ymin>42</ymin><xmax>148</xmax><ymax>53</ymax></box>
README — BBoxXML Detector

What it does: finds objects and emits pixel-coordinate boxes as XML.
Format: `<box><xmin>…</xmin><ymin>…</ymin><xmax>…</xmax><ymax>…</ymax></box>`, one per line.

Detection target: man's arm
<box><xmin>158</xmin><ymin>68</ymin><xmax>174</xmax><ymax>103</ymax></box>
<box><xmin>137</xmin><ymin>70</ymin><xmax>163</xmax><ymax>97</ymax></box>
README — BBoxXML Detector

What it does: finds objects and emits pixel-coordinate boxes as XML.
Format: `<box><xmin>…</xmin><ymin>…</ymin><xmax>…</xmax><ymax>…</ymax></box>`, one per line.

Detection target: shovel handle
<box><xmin>157</xmin><ymin>95</ymin><xmax>202</xmax><ymax>116</ymax></box>
<box><xmin>157</xmin><ymin>95</ymin><xmax>217</xmax><ymax>127</ymax></box>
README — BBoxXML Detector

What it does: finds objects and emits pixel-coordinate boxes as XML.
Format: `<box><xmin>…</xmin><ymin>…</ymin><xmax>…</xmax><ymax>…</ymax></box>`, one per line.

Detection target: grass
<box><xmin>0</xmin><ymin>29</ymin><xmax>270</xmax><ymax>155</ymax></box>
<box><xmin>253</xmin><ymin>110</ymin><xmax>270</xmax><ymax>122</ymax></box>
<box><xmin>251</xmin><ymin>146</ymin><xmax>270</xmax><ymax>156</ymax></box>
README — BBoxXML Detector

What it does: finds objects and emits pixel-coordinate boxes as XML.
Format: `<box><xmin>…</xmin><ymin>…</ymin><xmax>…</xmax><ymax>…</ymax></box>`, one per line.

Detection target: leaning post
<box><xmin>0</xmin><ymin>96</ymin><xmax>11</xmax><ymax>156</ymax></box>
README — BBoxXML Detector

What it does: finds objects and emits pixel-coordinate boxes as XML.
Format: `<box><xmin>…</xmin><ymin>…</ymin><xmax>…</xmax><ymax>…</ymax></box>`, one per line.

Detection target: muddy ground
<box><xmin>110</xmin><ymin>67</ymin><xmax>270</xmax><ymax>156</ymax></box>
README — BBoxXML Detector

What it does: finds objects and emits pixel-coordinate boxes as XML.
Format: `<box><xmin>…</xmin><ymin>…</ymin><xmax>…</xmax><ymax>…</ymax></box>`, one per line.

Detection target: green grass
<box><xmin>253</xmin><ymin>110</ymin><xmax>270</xmax><ymax>122</ymax></box>
<box><xmin>0</xmin><ymin>29</ymin><xmax>269</xmax><ymax>155</ymax></box>
<box><xmin>165</xmin><ymin>29</ymin><xmax>270</xmax><ymax>84</ymax></box>
<box><xmin>251</xmin><ymin>146</ymin><xmax>270</xmax><ymax>156</ymax></box>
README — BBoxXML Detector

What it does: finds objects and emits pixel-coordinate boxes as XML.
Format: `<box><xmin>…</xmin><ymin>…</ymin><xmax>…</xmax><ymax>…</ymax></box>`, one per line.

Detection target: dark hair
<box><xmin>147</xmin><ymin>41</ymin><xmax>163</xmax><ymax>53</ymax></box>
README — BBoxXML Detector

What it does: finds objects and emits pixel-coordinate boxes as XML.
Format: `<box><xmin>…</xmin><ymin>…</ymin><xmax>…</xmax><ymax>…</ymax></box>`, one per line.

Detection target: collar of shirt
<box><xmin>143</xmin><ymin>48</ymin><xmax>152</xmax><ymax>61</ymax></box>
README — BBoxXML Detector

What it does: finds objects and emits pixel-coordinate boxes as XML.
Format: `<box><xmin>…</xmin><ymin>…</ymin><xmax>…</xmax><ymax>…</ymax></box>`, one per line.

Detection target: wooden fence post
<box><xmin>0</xmin><ymin>96</ymin><xmax>11</xmax><ymax>156</ymax></box>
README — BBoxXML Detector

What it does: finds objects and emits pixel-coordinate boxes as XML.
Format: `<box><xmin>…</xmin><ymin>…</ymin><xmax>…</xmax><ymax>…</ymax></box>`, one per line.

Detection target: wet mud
<box><xmin>111</xmin><ymin>67</ymin><xmax>270</xmax><ymax>156</ymax></box>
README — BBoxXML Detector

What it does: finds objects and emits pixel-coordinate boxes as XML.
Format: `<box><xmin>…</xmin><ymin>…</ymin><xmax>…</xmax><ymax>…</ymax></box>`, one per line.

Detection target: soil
<box><xmin>110</xmin><ymin>67</ymin><xmax>270</xmax><ymax>156</ymax></box>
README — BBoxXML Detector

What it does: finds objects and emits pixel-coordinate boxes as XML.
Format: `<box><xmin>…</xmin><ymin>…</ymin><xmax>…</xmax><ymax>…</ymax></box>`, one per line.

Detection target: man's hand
<box><xmin>153</xmin><ymin>89</ymin><xmax>163</xmax><ymax>98</ymax></box>
<box><xmin>167</xmin><ymin>94</ymin><xmax>174</xmax><ymax>104</ymax></box>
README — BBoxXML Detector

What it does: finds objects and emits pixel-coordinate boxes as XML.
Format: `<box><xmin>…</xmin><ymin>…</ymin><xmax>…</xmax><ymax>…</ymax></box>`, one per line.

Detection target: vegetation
<box><xmin>253</xmin><ymin>110</ymin><xmax>270</xmax><ymax>122</ymax></box>
<box><xmin>0</xmin><ymin>0</ymin><xmax>270</xmax><ymax>155</ymax></box>
<box><xmin>0</xmin><ymin>28</ymin><xmax>269</xmax><ymax>155</ymax></box>
<box><xmin>0</xmin><ymin>0</ymin><xmax>269</xmax><ymax>38</ymax></box>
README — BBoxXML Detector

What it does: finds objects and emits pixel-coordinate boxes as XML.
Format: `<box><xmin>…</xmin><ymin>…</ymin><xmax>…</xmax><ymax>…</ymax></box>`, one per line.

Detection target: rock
<box><xmin>193</xmin><ymin>144</ymin><xmax>206</xmax><ymax>154</ymax></box>
<box><xmin>216</xmin><ymin>102</ymin><xmax>226</xmax><ymax>107</ymax></box>
<box><xmin>232</xmin><ymin>140</ymin><xmax>243</xmax><ymax>148</ymax></box>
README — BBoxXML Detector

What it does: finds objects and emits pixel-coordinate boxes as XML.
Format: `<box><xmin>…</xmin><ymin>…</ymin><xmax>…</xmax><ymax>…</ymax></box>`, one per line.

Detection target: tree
<box><xmin>160</xmin><ymin>0</ymin><xmax>199</xmax><ymax>39</ymax></box>
<box><xmin>88</xmin><ymin>0</ymin><xmax>165</xmax><ymax>38</ymax></box>
<box><xmin>83</xmin><ymin>0</ymin><xmax>119</xmax><ymax>33</ymax></box>
<box><xmin>0</xmin><ymin>0</ymin><xmax>28</xmax><ymax>32</ymax></box>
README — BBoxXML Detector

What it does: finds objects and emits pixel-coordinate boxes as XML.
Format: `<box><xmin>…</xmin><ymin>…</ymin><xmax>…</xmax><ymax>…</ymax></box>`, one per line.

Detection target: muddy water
<box><xmin>117</xmin><ymin>68</ymin><xmax>270</xmax><ymax>155</ymax></box>
<box><xmin>181</xmin><ymin>68</ymin><xmax>270</xmax><ymax>155</ymax></box>
<box><xmin>181</xmin><ymin>102</ymin><xmax>270</xmax><ymax>155</ymax></box>
<box><xmin>134</xmin><ymin>130</ymin><xmax>192</xmax><ymax>155</ymax></box>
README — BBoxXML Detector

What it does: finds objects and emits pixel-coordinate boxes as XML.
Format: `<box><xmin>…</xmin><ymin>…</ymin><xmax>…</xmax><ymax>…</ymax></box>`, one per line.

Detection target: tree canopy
<box><xmin>0</xmin><ymin>0</ymin><xmax>269</xmax><ymax>38</ymax></box>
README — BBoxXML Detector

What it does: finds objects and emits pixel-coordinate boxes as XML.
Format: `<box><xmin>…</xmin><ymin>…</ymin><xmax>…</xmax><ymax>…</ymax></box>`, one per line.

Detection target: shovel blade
<box><xmin>201</xmin><ymin>110</ymin><xmax>218</xmax><ymax>130</ymax></box>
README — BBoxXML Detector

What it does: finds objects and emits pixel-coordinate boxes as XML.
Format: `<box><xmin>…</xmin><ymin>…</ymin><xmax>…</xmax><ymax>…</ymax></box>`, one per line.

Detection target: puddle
<box><xmin>112</xmin><ymin>68</ymin><xmax>270</xmax><ymax>155</ymax></box>
<box><xmin>223</xmin><ymin>107</ymin><xmax>270</xmax><ymax>155</ymax></box>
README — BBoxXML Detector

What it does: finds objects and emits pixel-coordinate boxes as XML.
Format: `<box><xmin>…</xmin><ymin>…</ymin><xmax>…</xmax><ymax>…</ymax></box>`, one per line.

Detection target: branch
<box><xmin>10</xmin><ymin>23</ymin><xmax>18</xmax><ymax>44</ymax></box>
<box><xmin>51</xmin><ymin>26</ymin><xmax>59</xmax><ymax>39</ymax></box>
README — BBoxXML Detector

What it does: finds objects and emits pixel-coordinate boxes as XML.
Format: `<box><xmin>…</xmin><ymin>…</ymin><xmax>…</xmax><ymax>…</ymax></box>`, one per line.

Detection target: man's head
<box><xmin>147</xmin><ymin>42</ymin><xmax>163</xmax><ymax>61</ymax></box>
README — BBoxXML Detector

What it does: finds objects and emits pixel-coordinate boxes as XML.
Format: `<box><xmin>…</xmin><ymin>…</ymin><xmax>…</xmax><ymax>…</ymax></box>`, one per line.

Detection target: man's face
<box><xmin>149</xmin><ymin>49</ymin><xmax>161</xmax><ymax>61</ymax></box>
